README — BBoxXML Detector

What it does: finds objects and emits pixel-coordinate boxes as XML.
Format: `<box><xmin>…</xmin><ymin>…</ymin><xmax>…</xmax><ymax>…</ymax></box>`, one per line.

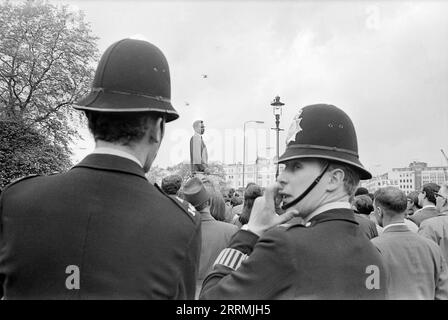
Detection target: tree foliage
<box><xmin>0</xmin><ymin>120</ymin><xmax>72</xmax><ymax>189</ymax></box>
<box><xmin>0</xmin><ymin>0</ymin><xmax>99</xmax><ymax>152</ymax></box>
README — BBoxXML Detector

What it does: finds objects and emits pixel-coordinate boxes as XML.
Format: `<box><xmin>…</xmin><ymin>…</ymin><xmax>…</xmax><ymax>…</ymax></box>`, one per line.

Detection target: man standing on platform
<box><xmin>190</xmin><ymin>120</ymin><xmax>209</xmax><ymax>175</ymax></box>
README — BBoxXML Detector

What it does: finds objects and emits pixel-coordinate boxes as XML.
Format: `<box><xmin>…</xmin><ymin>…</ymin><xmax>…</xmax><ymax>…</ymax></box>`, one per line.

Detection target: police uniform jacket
<box><xmin>0</xmin><ymin>153</ymin><xmax>201</xmax><ymax>299</ymax></box>
<box><xmin>199</xmin><ymin>208</ymin><xmax>387</xmax><ymax>299</ymax></box>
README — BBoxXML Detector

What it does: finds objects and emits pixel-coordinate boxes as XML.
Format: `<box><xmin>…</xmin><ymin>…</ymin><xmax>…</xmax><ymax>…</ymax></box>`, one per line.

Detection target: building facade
<box><xmin>361</xmin><ymin>173</ymin><xmax>400</xmax><ymax>193</ymax></box>
<box><xmin>360</xmin><ymin>161</ymin><xmax>448</xmax><ymax>195</ymax></box>
<box><xmin>223</xmin><ymin>158</ymin><xmax>278</xmax><ymax>188</ymax></box>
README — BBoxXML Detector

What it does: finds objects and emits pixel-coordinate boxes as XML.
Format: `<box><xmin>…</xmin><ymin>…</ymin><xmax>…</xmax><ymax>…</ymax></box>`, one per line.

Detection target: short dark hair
<box><xmin>374</xmin><ymin>187</ymin><xmax>407</xmax><ymax>214</ymax></box>
<box><xmin>209</xmin><ymin>190</ymin><xmax>227</xmax><ymax>222</ymax></box>
<box><xmin>353</xmin><ymin>194</ymin><xmax>373</xmax><ymax>215</ymax></box>
<box><xmin>354</xmin><ymin>187</ymin><xmax>369</xmax><ymax>196</ymax></box>
<box><xmin>85</xmin><ymin>111</ymin><xmax>163</xmax><ymax>145</ymax></box>
<box><xmin>245</xmin><ymin>182</ymin><xmax>256</xmax><ymax>189</ymax></box>
<box><xmin>422</xmin><ymin>183</ymin><xmax>440</xmax><ymax>205</ymax></box>
<box><xmin>406</xmin><ymin>191</ymin><xmax>420</xmax><ymax>207</ymax></box>
<box><xmin>239</xmin><ymin>185</ymin><xmax>263</xmax><ymax>225</ymax></box>
<box><xmin>161</xmin><ymin>175</ymin><xmax>182</xmax><ymax>195</ymax></box>
<box><xmin>244</xmin><ymin>184</ymin><xmax>263</xmax><ymax>200</ymax></box>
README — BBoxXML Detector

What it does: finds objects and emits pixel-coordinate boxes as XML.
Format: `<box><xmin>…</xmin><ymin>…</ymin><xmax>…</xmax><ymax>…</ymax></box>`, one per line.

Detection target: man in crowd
<box><xmin>0</xmin><ymin>39</ymin><xmax>201</xmax><ymax>299</ymax></box>
<box><xmin>370</xmin><ymin>195</ymin><xmax>418</xmax><ymax>234</ymax></box>
<box><xmin>409</xmin><ymin>183</ymin><xmax>440</xmax><ymax>226</ymax></box>
<box><xmin>200</xmin><ymin>104</ymin><xmax>386</xmax><ymax>299</ymax></box>
<box><xmin>371</xmin><ymin>186</ymin><xmax>448</xmax><ymax>299</ymax></box>
<box><xmin>183</xmin><ymin>177</ymin><xmax>238</xmax><ymax>299</ymax></box>
<box><xmin>419</xmin><ymin>183</ymin><xmax>448</xmax><ymax>263</ymax></box>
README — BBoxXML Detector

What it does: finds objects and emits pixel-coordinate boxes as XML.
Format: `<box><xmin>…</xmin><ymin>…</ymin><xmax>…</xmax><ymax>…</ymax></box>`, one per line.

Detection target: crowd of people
<box><xmin>160</xmin><ymin>173</ymin><xmax>448</xmax><ymax>299</ymax></box>
<box><xmin>1</xmin><ymin>38</ymin><xmax>447</xmax><ymax>299</ymax></box>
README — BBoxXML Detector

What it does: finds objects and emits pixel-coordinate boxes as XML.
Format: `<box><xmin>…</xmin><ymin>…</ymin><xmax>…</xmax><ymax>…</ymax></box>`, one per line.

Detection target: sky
<box><xmin>55</xmin><ymin>0</ymin><xmax>448</xmax><ymax>176</ymax></box>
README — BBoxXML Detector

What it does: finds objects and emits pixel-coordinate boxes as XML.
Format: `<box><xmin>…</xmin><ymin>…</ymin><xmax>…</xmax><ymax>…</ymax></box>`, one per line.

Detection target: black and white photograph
<box><xmin>1</xmin><ymin>0</ymin><xmax>448</xmax><ymax>303</ymax></box>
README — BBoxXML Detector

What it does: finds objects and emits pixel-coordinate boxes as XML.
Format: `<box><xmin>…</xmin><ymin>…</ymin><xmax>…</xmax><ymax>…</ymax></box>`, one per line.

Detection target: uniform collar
<box><xmin>73</xmin><ymin>153</ymin><xmax>147</xmax><ymax>181</ymax></box>
<box><xmin>91</xmin><ymin>147</ymin><xmax>143</xmax><ymax>168</ymax></box>
<box><xmin>306</xmin><ymin>206</ymin><xmax>358</xmax><ymax>227</ymax></box>
<box><xmin>305</xmin><ymin>201</ymin><xmax>352</xmax><ymax>223</ymax></box>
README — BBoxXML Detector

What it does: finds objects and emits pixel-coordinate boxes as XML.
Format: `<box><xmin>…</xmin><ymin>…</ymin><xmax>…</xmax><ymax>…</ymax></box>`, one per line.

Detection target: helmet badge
<box><xmin>286</xmin><ymin>108</ymin><xmax>303</xmax><ymax>145</ymax></box>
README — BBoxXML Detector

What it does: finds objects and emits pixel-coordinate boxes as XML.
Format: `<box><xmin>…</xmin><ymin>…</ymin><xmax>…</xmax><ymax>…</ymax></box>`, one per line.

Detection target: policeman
<box><xmin>200</xmin><ymin>104</ymin><xmax>387</xmax><ymax>299</ymax></box>
<box><xmin>0</xmin><ymin>39</ymin><xmax>201</xmax><ymax>299</ymax></box>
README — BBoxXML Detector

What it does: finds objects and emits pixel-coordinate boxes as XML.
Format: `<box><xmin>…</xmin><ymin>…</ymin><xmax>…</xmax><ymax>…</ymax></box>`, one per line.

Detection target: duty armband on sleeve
<box><xmin>213</xmin><ymin>248</ymin><xmax>248</xmax><ymax>271</ymax></box>
<box><xmin>212</xmin><ymin>229</ymin><xmax>259</xmax><ymax>270</ymax></box>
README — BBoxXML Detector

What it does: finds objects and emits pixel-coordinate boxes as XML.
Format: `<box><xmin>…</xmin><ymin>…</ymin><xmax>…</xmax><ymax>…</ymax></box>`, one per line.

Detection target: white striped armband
<box><xmin>213</xmin><ymin>248</ymin><xmax>248</xmax><ymax>271</ymax></box>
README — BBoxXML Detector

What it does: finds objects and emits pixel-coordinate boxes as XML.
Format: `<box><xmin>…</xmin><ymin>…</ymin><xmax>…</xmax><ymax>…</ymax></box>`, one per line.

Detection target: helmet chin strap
<box><xmin>281</xmin><ymin>162</ymin><xmax>330</xmax><ymax>211</ymax></box>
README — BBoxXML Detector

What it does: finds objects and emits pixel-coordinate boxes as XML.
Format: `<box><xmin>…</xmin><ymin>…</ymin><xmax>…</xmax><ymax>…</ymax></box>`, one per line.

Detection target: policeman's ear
<box><xmin>158</xmin><ymin>116</ymin><xmax>165</xmax><ymax>140</ymax></box>
<box><xmin>147</xmin><ymin>116</ymin><xmax>165</xmax><ymax>144</ymax></box>
<box><xmin>326</xmin><ymin>167</ymin><xmax>345</xmax><ymax>192</ymax></box>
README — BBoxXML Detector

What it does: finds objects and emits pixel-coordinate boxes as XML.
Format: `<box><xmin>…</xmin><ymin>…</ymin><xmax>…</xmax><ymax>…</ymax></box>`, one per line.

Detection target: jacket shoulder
<box><xmin>262</xmin><ymin>221</ymin><xmax>308</xmax><ymax>241</ymax></box>
<box><xmin>153</xmin><ymin>183</ymin><xmax>200</xmax><ymax>224</ymax></box>
<box><xmin>2</xmin><ymin>174</ymin><xmax>41</xmax><ymax>191</ymax></box>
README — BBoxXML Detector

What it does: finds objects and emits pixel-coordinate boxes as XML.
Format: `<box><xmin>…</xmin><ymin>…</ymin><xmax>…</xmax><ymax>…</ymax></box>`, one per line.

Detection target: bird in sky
<box><xmin>201</xmin><ymin>74</ymin><xmax>208</xmax><ymax>79</ymax></box>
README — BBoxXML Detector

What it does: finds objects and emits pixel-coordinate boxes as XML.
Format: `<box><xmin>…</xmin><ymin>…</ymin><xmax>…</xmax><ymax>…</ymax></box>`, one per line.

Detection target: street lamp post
<box><xmin>270</xmin><ymin>96</ymin><xmax>285</xmax><ymax>180</ymax></box>
<box><xmin>243</xmin><ymin>120</ymin><xmax>264</xmax><ymax>187</ymax></box>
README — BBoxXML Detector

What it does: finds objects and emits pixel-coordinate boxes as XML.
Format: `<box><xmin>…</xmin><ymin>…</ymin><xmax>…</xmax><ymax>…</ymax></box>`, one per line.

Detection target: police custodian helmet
<box><xmin>75</xmin><ymin>39</ymin><xmax>179</xmax><ymax>122</ymax></box>
<box><xmin>279</xmin><ymin>104</ymin><xmax>372</xmax><ymax>180</ymax></box>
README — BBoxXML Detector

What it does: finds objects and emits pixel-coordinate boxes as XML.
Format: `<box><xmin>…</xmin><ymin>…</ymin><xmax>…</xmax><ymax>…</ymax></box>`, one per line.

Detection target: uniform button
<box><xmin>305</xmin><ymin>222</ymin><xmax>311</xmax><ymax>227</ymax></box>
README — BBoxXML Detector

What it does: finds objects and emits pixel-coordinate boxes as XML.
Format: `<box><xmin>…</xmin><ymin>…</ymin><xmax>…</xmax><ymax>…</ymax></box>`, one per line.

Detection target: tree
<box><xmin>0</xmin><ymin>0</ymin><xmax>99</xmax><ymax>152</ymax></box>
<box><xmin>206</xmin><ymin>161</ymin><xmax>230</xmax><ymax>191</ymax></box>
<box><xmin>0</xmin><ymin>120</ymin><xmax>72</xmax><ymax>189</ymax></box>
<box><xmin>165</xmin><ymin>162</ymin><xmax>192</xmax><ymax>181</ymax></box>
